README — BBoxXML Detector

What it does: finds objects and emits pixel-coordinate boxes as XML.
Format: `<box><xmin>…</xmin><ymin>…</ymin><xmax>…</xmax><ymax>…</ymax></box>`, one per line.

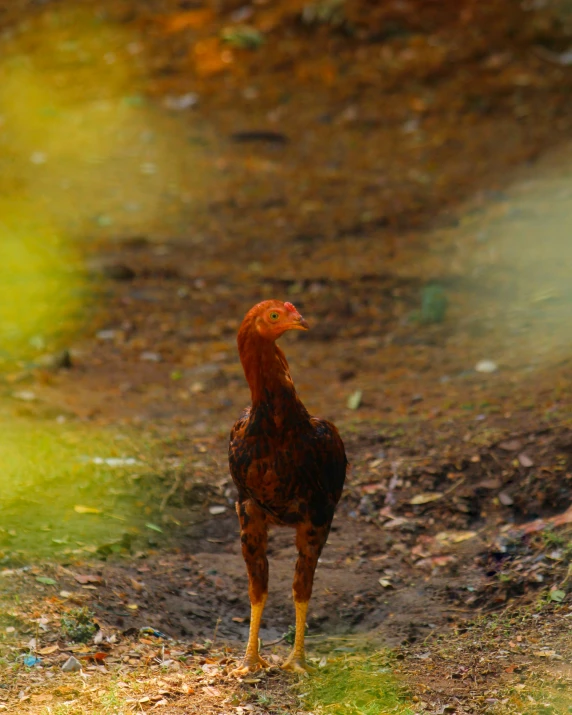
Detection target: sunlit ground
<box><xmin>0</xmin><ymin>419</ymin><xmax>160</xmax><ymax>562</ymax></box>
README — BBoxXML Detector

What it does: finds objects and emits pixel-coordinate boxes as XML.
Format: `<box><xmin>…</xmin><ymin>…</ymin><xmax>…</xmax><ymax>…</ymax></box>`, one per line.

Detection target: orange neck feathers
<box><xmin>237</xmin><ymin>318</ymin><xmax>297</xmax><ymax>406</ymax></box>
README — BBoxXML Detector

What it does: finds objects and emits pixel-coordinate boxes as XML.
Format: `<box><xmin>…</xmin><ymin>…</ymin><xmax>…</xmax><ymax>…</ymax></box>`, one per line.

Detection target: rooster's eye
<box><xmin>269</xmin><ymin>311</ymin><xmax>280</xmax><ymax>321</ymax></box>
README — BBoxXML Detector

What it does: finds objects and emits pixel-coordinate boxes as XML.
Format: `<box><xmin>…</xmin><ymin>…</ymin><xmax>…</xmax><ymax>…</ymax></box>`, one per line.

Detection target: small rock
<box><xmin>140</xmin><ymin>352</ymin><xmax>161</xmax><ymax>362</ymax></box>
<box><xmin>498</xmin><ymin>491</ymin><xmax>514</xmax><ymax>506</ymax></box>
<box><xmin>518</xmin><ymin>453</ymin><xmax>534</xmax><ymax>467</ymax></box>
<box><xmin>475</xmin><ymin>359</ymin><xmax>498</xmax><ymax>373</ymax></box>
<box><xmin>209</xmin><ymin>505</ymin><xmax>227</xmax><ymax>515</ymax></box>
<box><xmin>96</xmin><ymin>330</ymin><xmax>116</xmax><ymax>341</ymax></box>
<box><xmin>62</xmin><ymin>656</ymin><xmax>82</xmax><ymax>673</ymax></box>
<box><xmin>164</xmin><ymin>93</ymin><xmax>199</xmax><ymax>111</ymax></box>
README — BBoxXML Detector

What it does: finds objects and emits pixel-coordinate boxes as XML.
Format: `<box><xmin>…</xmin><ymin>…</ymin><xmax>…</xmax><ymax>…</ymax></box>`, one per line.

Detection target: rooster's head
<box><xmin>243</xmin><ymin>300</ymin><xmax>309</xmax><ymax>341</ymax></box>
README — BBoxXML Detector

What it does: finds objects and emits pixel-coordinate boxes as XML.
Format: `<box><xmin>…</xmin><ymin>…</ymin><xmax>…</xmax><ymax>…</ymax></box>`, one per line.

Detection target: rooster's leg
<box><xmin>231</xmin><ymin>500</ymin><xmax>270</xmax><ymax>677</ymax></box>
<box><xmin>282</xmin><ymin>521</ymin><xmax>330</xmax><ymax>675</ymax></box>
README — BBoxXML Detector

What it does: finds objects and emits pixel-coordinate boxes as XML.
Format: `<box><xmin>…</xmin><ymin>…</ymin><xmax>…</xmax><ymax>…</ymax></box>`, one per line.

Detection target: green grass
<box><xmin>303</xmin><ymin>651</ymin><xmax>414</xmax><ymax>715</ymax></box>
<box><xmin>496</xmin><ymin>680</ymin><xmax>572</xmax><ymax>715</ymax></box>
<box><xmin>0</xmin><ymin>418</ymin><xmax>161</xmax><ymax>563</ymax></box>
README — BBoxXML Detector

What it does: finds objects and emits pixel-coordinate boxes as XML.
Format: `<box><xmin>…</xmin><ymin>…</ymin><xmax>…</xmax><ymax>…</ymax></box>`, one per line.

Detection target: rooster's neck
<box><xmin>238</xmin><ymin>328</ymin><xmax>304</xmax><ymax>412</ymax></box>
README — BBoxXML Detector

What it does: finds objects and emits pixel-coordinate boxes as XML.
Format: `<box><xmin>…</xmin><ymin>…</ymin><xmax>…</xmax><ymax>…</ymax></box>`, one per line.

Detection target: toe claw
<box><xmin>281</xmin><ymin>656</ymin><xmax>315</xmax><ymax>676</ymax></box>
<box><xmin>230</xmin><ymin>654</ymin><xmax>270</xmax><ymax>677</ymax></box>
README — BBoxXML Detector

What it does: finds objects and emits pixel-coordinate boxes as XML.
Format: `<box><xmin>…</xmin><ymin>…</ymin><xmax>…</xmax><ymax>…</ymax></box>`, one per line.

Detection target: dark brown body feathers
<box><xmin>229</xmin><ymin>301</ymin><xmax>347</xmax><ymax>606</ymax></box>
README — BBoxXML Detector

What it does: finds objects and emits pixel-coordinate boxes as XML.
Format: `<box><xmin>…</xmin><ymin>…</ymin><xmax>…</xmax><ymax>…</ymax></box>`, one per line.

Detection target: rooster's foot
<box><xmin>230</xmin><ymin>654</ymin><xmax>270</xmax><ymax>677</ymax></box>
<box><xmin>281</xmin><ymin>654</ymin><xmax>315</xmax><ymax>676</ymax></box>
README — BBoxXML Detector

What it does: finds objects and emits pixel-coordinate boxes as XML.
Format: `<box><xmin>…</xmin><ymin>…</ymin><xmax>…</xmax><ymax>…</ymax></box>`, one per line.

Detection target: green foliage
<box><xmin>61</xmin><ymin>607</ymin><xmax>97</xmax><ymax>643</ymax></box>
<box><xmin>420</xmin><ymin>284</ymin><xmax>448</xmax><ymax>324</ymax></box>
<box><xmin>256</xmin><ymin>692</ymin><xmax>273</xmax><ymax>706</ymax></box>
<box><xmin>301</xmin><ymin>0</ymin><xmax>346</xmax><ymax>27</ymax></box>
<box><xmin>282</xmin><ymin>623</ymin><xmax>308</xmax><ymax>646</ymax></box>
<box><xmin>499</xmin><ymin>681</ymin><xmax>572</xmax><ymax>715</ymax></box>
<box><xmin>541</xmin><ymin>528</ymin><xmax>566</xmax><ymax>549</ymax></box>
<box><xmin>220</xmin><ymin>26</ymin><xmax>264</xmax><ymax>49</ymax></box>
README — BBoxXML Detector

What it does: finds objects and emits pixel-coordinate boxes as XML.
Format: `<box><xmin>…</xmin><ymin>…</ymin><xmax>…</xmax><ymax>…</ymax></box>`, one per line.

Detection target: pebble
<box><xmin>475</xmin><ymin>359</ymin><xmax>498</xmax><ymax>373</ymax></box>
<box><xmin>140</xmin><ymin>351</ymin><xmax>161</xmax><ymax>362</ymax></box>
<box><xmin>209</xmin><ymin>505</ymin><xmax>227</xmax><ymax>515</ymax></box>
<box><xmin>62</xmin><ymin>656</ymin><xmax>82</xmax><ymax>673</ymax></box>
<box><xmin>164</xmin><ymin>93</ymin><xmax>199</xmax><ymax>111</ymax></box>
<box><xmin>96</xmin><ymin>330</ymin><xmax>116</xmax><ymax>341</ymax></box>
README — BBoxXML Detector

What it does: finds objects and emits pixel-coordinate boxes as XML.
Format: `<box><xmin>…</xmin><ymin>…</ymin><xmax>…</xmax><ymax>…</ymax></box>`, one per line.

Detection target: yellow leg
<box><xmin>282</xmin><ymin>600</ymin><xmax>314</xmax><ymax>675</ymax></box>
<box><xmin>231</xmin><ymin>595</ymin><xmax>270</xmax><ymax>677</ymax></box>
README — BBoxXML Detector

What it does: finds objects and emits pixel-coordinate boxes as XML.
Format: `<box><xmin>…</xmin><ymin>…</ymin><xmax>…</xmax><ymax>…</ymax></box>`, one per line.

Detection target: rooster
<box><xmin>229</xmin><ymin>300</ymin><xmax>347</xmax><ymax>675</ymax></box>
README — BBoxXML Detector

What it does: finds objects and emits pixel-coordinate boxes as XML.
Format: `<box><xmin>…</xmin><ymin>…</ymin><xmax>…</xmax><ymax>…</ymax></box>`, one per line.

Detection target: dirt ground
<box><xmin>2</xmin><ymin>0</ymin><xmax>572</xmax><ymax>713</ymax></box>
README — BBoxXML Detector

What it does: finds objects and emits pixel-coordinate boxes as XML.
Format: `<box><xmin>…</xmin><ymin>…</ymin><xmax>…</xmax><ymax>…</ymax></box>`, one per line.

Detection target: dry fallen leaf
<box><xmin>518</xmin><ymin>453</ymin><xmax>534</xmax><ymax>467</ymax></box>
<box><xmin>162</xmin><ymin>9</ymin><xmax>214</xmax><ymax>33</ymax></box>
<box><xmin>435</xmin><ymin>530</ymin><xmax>477</xmax><ymax>544</ymax></box>
<box><xmin>410</xmin><ymin>492</ymin><xmax>443</xmax><ymax>505</ymax></box>
<box><xmin>202</xmin><ymin>686</ymin><xmax>221</xmax><ymax>696</ymax></box>
<box><xmin>129</xmin><ymin>578</ymin><xmax>144</xmax><ymax>592</ymax></box>
<box><xmin>74</xmin><ymin>573</ymin><xmax>102</xmax><ymax>585</ymax></box>
<box><xmin>346</xmin><ymin>389</ymin><xmax>362</xmax><ymax>410</ymax></box>
<box><xmin>498</xmin><ymin>440</ymin><xmax>522</xmax><ymax>452</ymax></box>
<box><xmin>415</xmin><ymin>555</ymin><xmax>456</xmax><ymax>568</ymax></box>
<box><xmin>73</xmin><ymin>505</ymin><xmax>101</xmax><ymax>515</ymax></box>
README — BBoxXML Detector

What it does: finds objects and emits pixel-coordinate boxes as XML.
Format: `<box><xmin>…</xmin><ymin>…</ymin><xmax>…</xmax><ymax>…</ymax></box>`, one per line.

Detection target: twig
<box><xmin>444</xmin><ymin>475</ymin><xmax>466</xmax><ymax>496</ymax></box>
<box><xmin>532</xmin><ymin>45</ymin><xmax>572</xmax><ymax>67</ymax></box>
<box><xmin>261</xmin><ymin>634</ymin><xmax>287</xmax><ymax>648</ymax></box>
<box><xmin>212</xmin><ymin>616</ymin><xmax>221</xmax><ymax>645</ymax></box>
<box><xmin>160</xmin><ymin>469</ymin><xmax>183</xmax><ymax>512</ymax></box>
<box><xmin>384</xmin><ymin>460</ymin><xmax>401</xmax><ymax>508</ymax></box>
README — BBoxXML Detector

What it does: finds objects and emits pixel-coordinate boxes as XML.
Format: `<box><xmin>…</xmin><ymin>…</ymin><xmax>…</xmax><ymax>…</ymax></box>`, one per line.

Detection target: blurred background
<box><xmin>2</xmin><ymin>1</ymin><xmax>572</xmax><ymax>710</ymax></box>
<box><xmin>2</xmin><ymin>0</ymin><xmax>572</xmax><ymax>580</ymax></box>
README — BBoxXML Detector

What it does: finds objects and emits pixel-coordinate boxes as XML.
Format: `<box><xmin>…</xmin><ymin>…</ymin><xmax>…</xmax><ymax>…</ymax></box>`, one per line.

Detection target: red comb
<box><xmin>284</xmin><ymin>302</ymin><xmax>297</xmax><ymax>313</ymax></box>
